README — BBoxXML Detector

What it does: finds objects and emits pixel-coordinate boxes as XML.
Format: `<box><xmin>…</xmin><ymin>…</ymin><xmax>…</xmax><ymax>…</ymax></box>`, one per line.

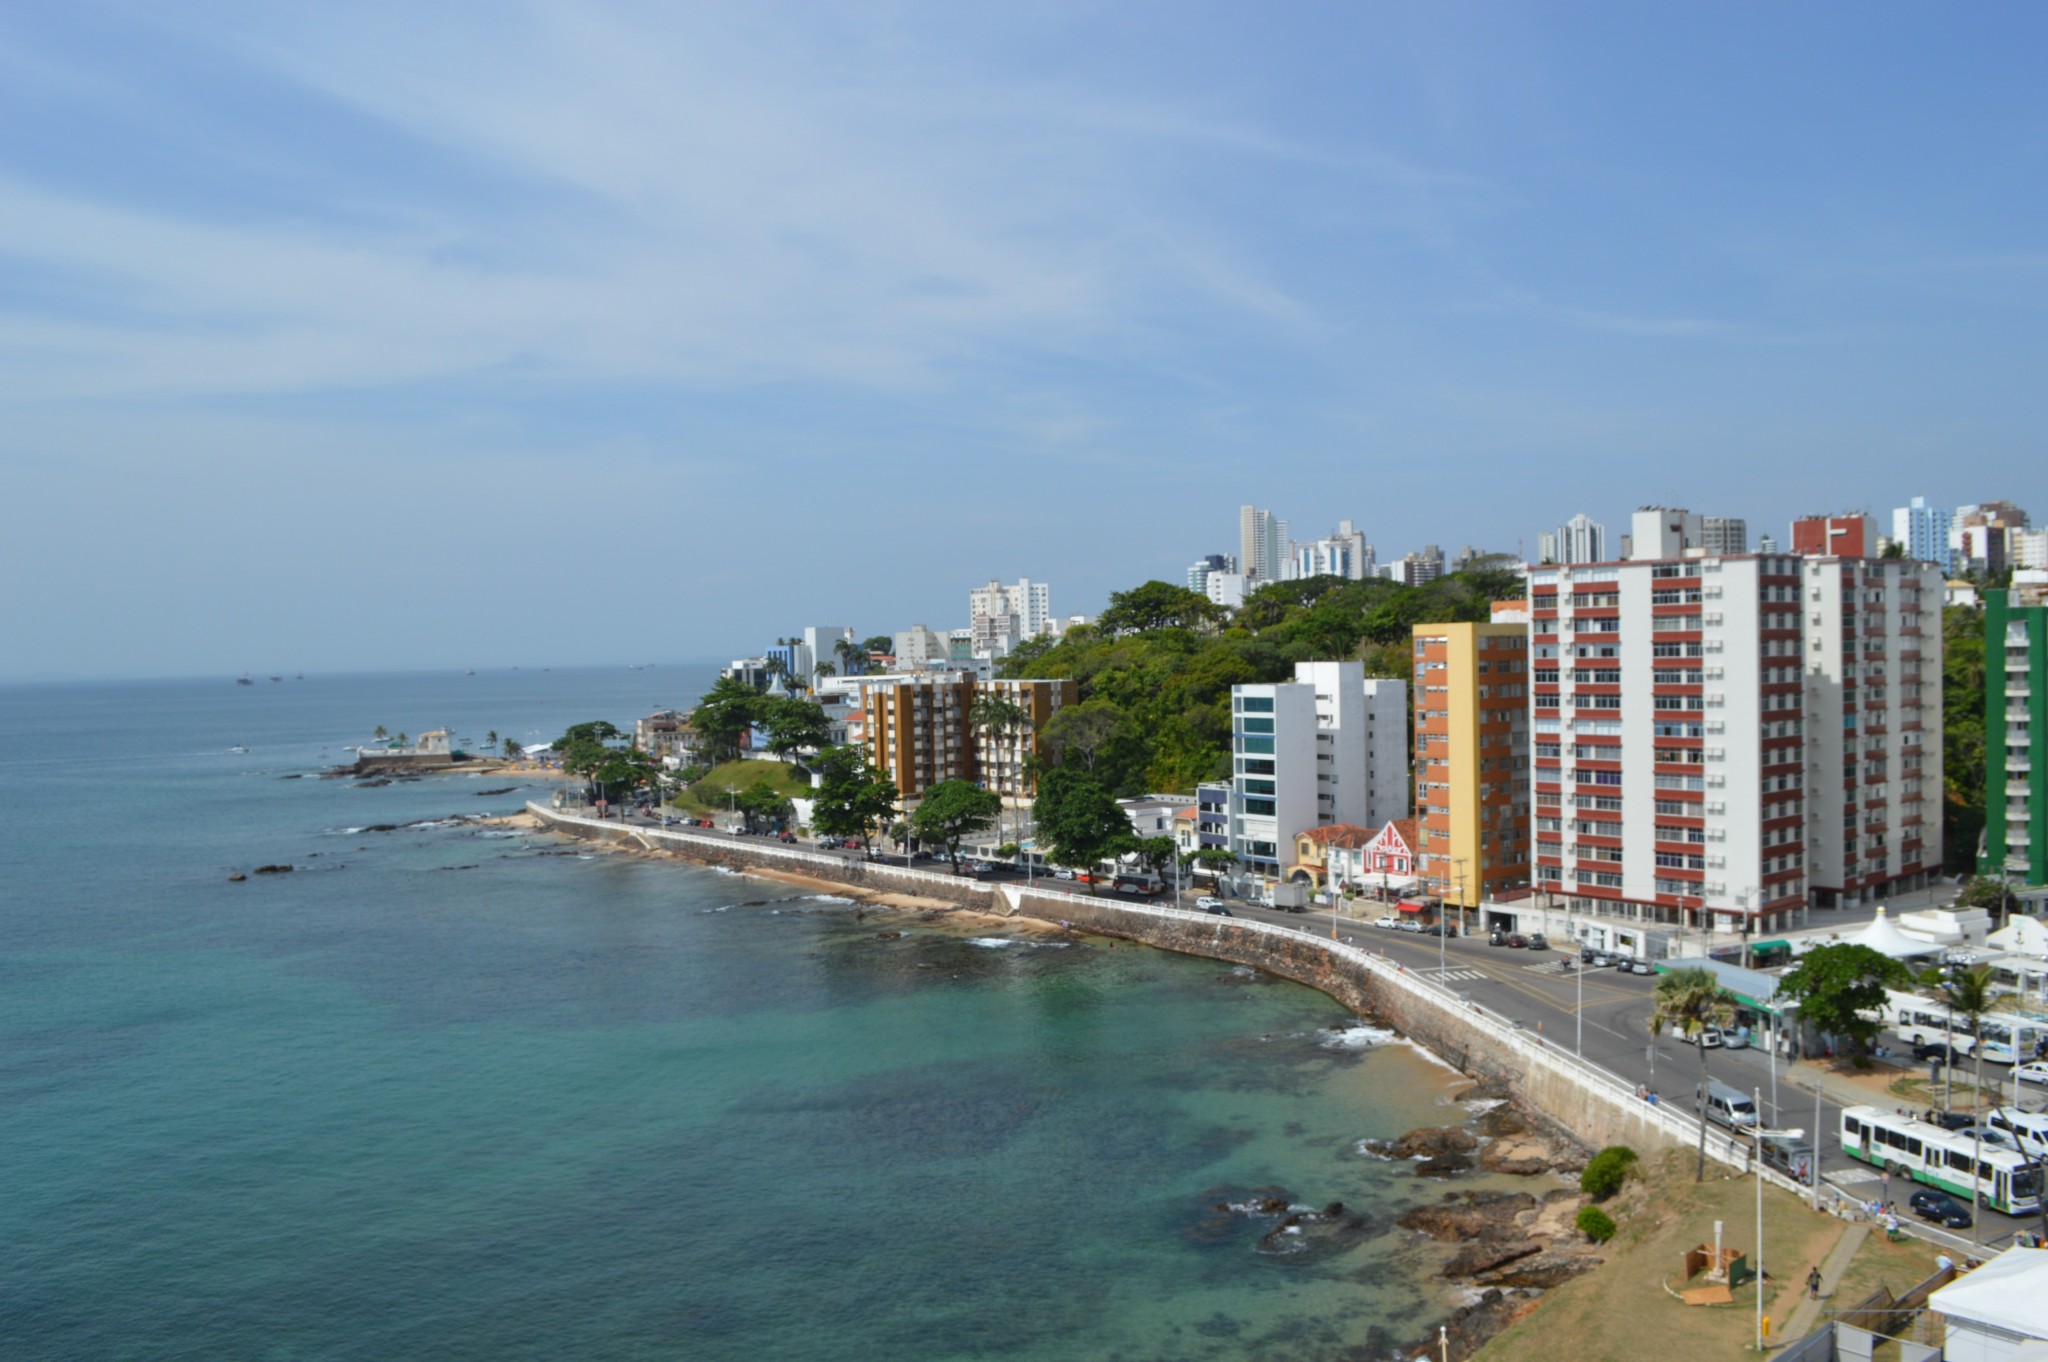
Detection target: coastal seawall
<box><xmin>529</xmin><ymin>803</ymin><xmax>1770</xmax><ymax>1175</ymax></box>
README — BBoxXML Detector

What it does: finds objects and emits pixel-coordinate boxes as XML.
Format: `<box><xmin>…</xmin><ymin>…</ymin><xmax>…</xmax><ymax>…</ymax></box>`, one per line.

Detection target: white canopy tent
<box><xmin>1929</xmin><ymin>1247</ymin><xmax>2048</xmax><ymax>1361</ymax></box>
<box><xmin>1837</xmin><ymin>906</ymin><xmax>1944</xmax><ymax>960</ymax></box>
<box><xmin>1989</xmin><ymin>915</ymin><xmax>2048</xmax><ymax>958</ymax></box>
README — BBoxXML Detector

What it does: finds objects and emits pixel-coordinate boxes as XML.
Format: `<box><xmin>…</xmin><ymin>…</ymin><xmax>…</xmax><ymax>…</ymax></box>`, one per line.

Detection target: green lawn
<box><xmin>674</xmin><ymin>759</ymin><xmax>811</xmax><ymax>812</ymax></box>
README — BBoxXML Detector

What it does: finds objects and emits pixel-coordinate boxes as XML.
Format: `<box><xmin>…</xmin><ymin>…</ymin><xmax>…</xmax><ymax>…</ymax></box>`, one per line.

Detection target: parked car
<box><xmin>1195</xmin><ymin>896</ymin><xmax>1225</xmax><ymax>912</ymax></box>
<box><xmin>1525</xmin><ymin>933</ymin><xmax>1549</xmax><ymax>951</ymax></box>
<box><xmin>818</xmin><ymin>837</ymin><xmax>842</xmax><ymax>849</ymax></box>
<box><xmin>1373</xmin><ymin>915</ymin><xmax>1398</xmax><ymax>930</ymax></box>
<box><xmin>1908</xmin><ymin>1188</ymin><xmax>1972</xmax><ymax>1229</ymax></box>
<box><xmin>1924</xmin><ymin>1110</ymin><xmax>1975</xmax><ymax>1132</ymax></box>
<box><xmin>1052</xmin><ymin>868</ymin><xmax>1076</xmax><ymax>880</ymax></box>
<box><xmin>777</xmin><ymin>832</ymin><xmax>797</xmax><ymax>843</ymax></box>
<box><xmin>1629</xmin><ymin>959</ymin><xmax>1654</xmax><ymax>975</ymax></box>
<box><xmin>1580</xmin><ymin>945</ymin><xmax>1599</xmax><ymax>963</ymax></box>
<box><xmin>1397</xmin><ymin>920</ymin><xmax>1423</xmax><ymax>933</ymax></box>
<box><xmin>2012</xmin><ymin>1060</ymin><xmax>2048</xmax><ymax>1087</ymax></box>
<box><xmin>1683</xmin><ymin>1027</ymin><xmax>1725</xmax><ymax>1049</ymax></box>
<box><xmin>1912</xmin><ymin>1040</ymin><xmax>1961</xmax><ymax>1065</ymax></box>
<box><xmin>1588</xmin><ymin>950</ymin><xmax>1616</xmax><ymax>968</ymax></box>
<box><xmin>1506</xmin><ymin>933</ymin><xmax>1528</xmax><ymax>948</ymax></box>
<box><xmin>1716</xmin><ymin>1027</ymin><xmax>1750</xmax><ymax>1050</ymax></box>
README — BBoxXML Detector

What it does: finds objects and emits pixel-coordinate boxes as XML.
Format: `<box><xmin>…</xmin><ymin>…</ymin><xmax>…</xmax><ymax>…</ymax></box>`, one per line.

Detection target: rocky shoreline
<box><xmin>516</xmin><ymin>806</ymin><xmax>1607</xmax><ymax>1359</ymax></box>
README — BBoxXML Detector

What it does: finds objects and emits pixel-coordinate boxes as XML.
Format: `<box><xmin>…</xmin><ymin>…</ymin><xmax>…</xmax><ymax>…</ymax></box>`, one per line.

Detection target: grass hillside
<box><xmin>675</xmin><ymin>759</ymin><xmax>811</xmax><ymax>813</ymax></box>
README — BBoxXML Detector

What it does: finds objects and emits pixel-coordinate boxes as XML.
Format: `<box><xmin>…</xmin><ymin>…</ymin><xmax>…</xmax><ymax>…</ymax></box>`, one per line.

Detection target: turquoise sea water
<box><xmin>1</xmin><ymin>669</ymin><xmax>1483</xmax><ymax>1360</ymax></box>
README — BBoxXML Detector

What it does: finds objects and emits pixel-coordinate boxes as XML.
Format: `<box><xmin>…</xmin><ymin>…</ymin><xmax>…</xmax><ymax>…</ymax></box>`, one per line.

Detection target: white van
<box><xmin>1695</xmin><ymin>1079</ymin><xmax>1760</xmax><ymax>1131</ymax></box>
<box><xmin>1987</xmin><ymin>1107</ymin><xmax>2048</xmax><ymax>1159</ymax></box>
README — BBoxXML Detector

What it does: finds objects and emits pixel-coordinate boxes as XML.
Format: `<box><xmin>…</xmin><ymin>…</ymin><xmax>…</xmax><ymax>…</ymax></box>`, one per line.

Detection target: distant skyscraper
<box><xmin>1186</xmin><ymin>553</ymin><xmax>1236</xmax><ymax>594</ymax></box>
<box><xmin>1700</xmin><ymin>517</ymin><xmax>1747</xmax><ymax>556</ymax></box>
<box><xmin>968</xmin><ymin>578</ymin><xmax>1052</xmax><ymax>655</ymax></box>
<box><xmin>1538</xmin><ymin>513</ymin><xmax>1606</xmax><ymax>565</ymax></box>
<box><xmin>1291</xmin><ymin>520</ymin><xmax>1369</xmax><ymax>580</ymax></box>
<box><xmin>1892</xmin><ymin>496</ymin><xmax>1954</xmax><ymax>574</ymax></box>
<box><xmin>1238</xmin><ymin>505</ymin><xmax>1290</xmax><ymax>585</ymax></box>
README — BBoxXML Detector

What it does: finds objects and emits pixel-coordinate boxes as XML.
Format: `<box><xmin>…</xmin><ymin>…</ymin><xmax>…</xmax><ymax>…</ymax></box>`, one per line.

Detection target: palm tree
<box><xmin>1649</xmin><ymin>966</ymin><xmax>1737</xmax><ymax>1182</ymax></box>
<box><xmin>969</xmin><ymin>695</ymin><xmax>1031</xmax><ymax>844</ymax></box>
<box><xmin>814</xmin><ymin>661</ymin><xmax>835</xmax><ymax>683</ymax></box>
<box><xmin>373</xmin><ymin>725</ymin><xmax>388</xmax><ymax>741</ymax></box>
<box><xmin>834</xmin><ymin>635</ymin><xmax>866</xmax><ymax>677</ymax></box>
<box><xmin>487</xmin><ymin>730</ymin><xmax>498</xmax><ymax>747</ymax></box>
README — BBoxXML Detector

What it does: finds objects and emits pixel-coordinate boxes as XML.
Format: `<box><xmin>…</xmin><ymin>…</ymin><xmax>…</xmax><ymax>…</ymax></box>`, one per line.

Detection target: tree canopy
<box><xmin>1648</xmin><ymin>966</ymin><xmax>1737</xmax><ymax>1181</ymax></box>
<box><xmin>809</xmin><ymin>745</ymin><xmax>898</xmax><ymax>857</ymax></box>
<box><xmin>761</xmin><ymin>696</ymin><xmax>831</xmax><ymax>765</ymax></box>
<box><xmin>1033</xmin><ymin>767</ymin><xmax>1134</xmax><ymax>893</ymax></box>
<box><xmin>693</xmin><ymin>675</ymin><xmax>764</xmax><ymax>764</ymax></box>
<box><xmin>1776</xmin><ymin>944</ymin><xmax>1912</xmax><ymax>1056</ymax></box>
<box><xmin>907</xmin><ymin>780</ymin><xmax>1001</xmax><ymax>870</ymax></box>
<box><xmin>999</xmin><ymin>564</ymin><xmax>1521</xmax><ymax>795</ymax></box>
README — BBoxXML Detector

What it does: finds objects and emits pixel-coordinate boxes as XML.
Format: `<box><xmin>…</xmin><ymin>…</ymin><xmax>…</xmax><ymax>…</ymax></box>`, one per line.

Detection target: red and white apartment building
<box><xmin>1526</xmin><ymin>532</ymin><xmax>1942</xmax><ymax>937</ymax></box>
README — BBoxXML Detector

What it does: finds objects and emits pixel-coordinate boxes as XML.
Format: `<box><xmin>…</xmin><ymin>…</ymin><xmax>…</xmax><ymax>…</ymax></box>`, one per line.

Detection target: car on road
<box><xmin>777</xmin><ymin>832</ymin><xmax>797</xmax><ymax>843</ymax></box>
<box><xmin>1908</xmin><ymin>1188</ymin><xmax>1972</xmax><ymax>1229</ymax></box>
<box><xmin>1912</xmin><ymin>1040</ymin><xmax>1962</xmax><ymax>1065</ymax></box>
<box><xmin>1506</xmin><ymin>933</ymin><xmax>1528</xmax><ymax>948</ymax></box>
<box><xmin>2012</xmin><ymin>1060</ymin><xmax>2048</xmax><ymax>1087</ymax></box>
<box><xmin>1397</xmin><ymin>920</ymin><xmax>1423</xmax><ymax>933</ymax></box>
<box><xmin>1488</xmin><ymin>931</ymin><xmax>1510</xmax><ymax>947</ymax></box>
<box><xmin>1525</xmin><ymin>933</ymin><xmax>1549</xmax><ymax>951</ymax></box>
<box><xmin>1373</xmin><ymin>915</ymin><xmax>1398</xmax><ymax>930</ymax></box>
<box><xmin>1716</xmin><ymin>1028</ymin><xmax>1750</xmax><ymax>1050</ymax></box>
<box><xmin>1586</xmin><ymin>950</ymin><xmax>1615</xmax><ymax>967</ymax></box>
<box><xmin>1201</xmin><ymin>899</ymin><xmax>1232</xmax><ymax>916</ymax></box>
<box><xmin>1629</xmin><ymin>959</ymin><xmax>1654</xmax><ymax>975</ymax></box>
<box><xmin>1682</xmin><ymin>1027</ymin><xmax>1724</xmax><ymax>1049</ymax></box>
<box><xmin>1954</xmin><ymin>1127</ymin><xmax>2022</xmax><ymax>1152</ymax></box>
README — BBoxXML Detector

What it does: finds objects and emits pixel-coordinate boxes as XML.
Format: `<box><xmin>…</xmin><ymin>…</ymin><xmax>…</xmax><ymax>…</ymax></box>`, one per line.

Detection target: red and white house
<box><xmin>1320</xmin><ymin>818</ymin><xmax>1421</xmax><ymax>891</ymax></box>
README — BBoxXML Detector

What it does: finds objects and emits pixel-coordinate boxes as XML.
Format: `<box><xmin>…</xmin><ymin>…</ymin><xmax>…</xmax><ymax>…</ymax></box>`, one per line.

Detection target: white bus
<box><xmin>1885</xmin><ymin>990</ymin><xmax>2048</xmax><ymax>1065</ymax></box>
<box><xmin>1887</xmin><ymin>990</ymin><xmax>1980</xmax><ymax>1056</ymax></box>
<box><xmin>1840</xmin><ymin>1105</ymin><xmax>2044</xmax><ymax>1217</ymax></box>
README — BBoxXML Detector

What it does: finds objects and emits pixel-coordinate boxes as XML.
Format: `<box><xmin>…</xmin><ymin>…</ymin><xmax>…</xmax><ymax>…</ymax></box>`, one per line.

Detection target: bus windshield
<box><xmin>2015</xmin><ymin>1164</ymin><xmax>2044</xmax><ymax>1204</ymax></box>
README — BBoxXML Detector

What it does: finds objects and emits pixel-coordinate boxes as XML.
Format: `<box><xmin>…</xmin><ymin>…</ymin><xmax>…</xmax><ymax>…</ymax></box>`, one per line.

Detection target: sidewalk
<box><xmin>1776</xmin><ymin>1222</ymin><xmax>1869</xmax><ymax>1343</ymax></box>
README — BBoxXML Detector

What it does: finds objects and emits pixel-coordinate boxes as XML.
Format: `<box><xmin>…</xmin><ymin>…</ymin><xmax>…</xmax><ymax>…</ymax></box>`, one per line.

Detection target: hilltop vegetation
<box><xmin>1942</xmin><ymin>603</ymin><xmax>1985</xmax><ymax>873</ymax></box>
<box><xmin>998</xmin><ymin>566</ymin><xmax>1523</xmax><ymax>797</ymax></box>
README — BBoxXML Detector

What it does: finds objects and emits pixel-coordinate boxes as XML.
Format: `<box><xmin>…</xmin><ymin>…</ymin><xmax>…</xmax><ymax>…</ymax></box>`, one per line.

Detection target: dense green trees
<box><xmin>555</xmin><ymin>720</ymin><xmax>655</xmax><ymax>806</ymax></box>
<box><xmin>692</xmin><ymin>677</ymin><xmax>763</xmax><ymax>764</ymax></box>
<box><xmin>999</xmin><ymin>565</ymin><xmax>1521</xmax><ymax>795</ymax></box>
<box><xmin>809</xmin><ymin>746</ymin><xmax>899</xmax><ymax>857</ymax></box>
<box><xmin>907</xmin><ymin>780</ymin><xmax>1001</xmax><ymax>871</ymax></box>
<box><xmin>1943</xmin><ymin>604</ymin><xmax>1986</xmax><ymax>873</ymax></box>
<box><xmin>1776</xmin><ymin>944</ymin><xmax>1912</xmax><ymax>1058</ymax></box>
<box><xmin>761</xmin><ymin>697</ymin><xmax>831</xmax><ymax>766</ymax></box>
<box><xmin>1033</xmin><ymin>768</ymin><xmax>1134</xmax><ymax>894</ymax></box>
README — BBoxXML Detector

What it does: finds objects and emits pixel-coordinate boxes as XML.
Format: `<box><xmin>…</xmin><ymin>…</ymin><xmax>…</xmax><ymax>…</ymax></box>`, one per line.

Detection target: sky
<box><xmin>3</xmin><ymin>1</ymin><xmax>2044</xmax><ymax>679</ymax></box>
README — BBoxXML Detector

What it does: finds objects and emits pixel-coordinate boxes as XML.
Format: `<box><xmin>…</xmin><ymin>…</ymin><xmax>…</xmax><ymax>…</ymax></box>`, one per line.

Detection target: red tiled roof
<box><xmin>1297</xmin><ymin>824</ymin><xmax>1376</xmax><ymax>849</ymax></box>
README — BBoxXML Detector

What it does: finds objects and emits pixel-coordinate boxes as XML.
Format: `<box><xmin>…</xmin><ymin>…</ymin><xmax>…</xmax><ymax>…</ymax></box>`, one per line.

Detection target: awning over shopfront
<box><xmin>1660</xmin><ymin>956</ymin><xmax>1787</xmax><ymax>1016</ymax></box>
<box><xmin>1397</xmin><ymin>900</ymin><xmax>1429</xmax><ymax>913</ymax></box>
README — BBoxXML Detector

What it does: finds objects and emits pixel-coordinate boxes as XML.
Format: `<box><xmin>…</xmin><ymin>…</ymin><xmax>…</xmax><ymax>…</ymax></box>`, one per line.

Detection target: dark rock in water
<box><xmin>1416</xmin><ymin>1154</ymin><xmax>1474</xmax><ymax>1178</ymax></box>
<box><xmin>1396</xmin><ymin>1288</ymin><xmax>1518</xmax><ymax>1362</ymax></box>
<box><xmin>227</xmin><ymin>873</ymin><xmax>246</xmax><ymax>882</ymax></box>
<box><xmin>1321</xmin><ymin>1202</ymin><xmax>1345</xmax><ymax>1218</ymax></box>
<box><xmin>472</xmin><ymin>787</ymin><xmax>516</xmax><ymax>797</ymax></box>
<box><xmin>1398</xmin><ymin>1191</ymin><xmax>1537</xmax><ymax>1241</ymax></box>
<box><xmin>1477</xmin><ymin>1105</ymin><xmax>1529</xmax><ymax>1138</ymax></box>
<box><xmin>1478</xmin><ymin>1249</ymin><xmax>1601</xmax><ymax>1289</ymax></box>
<box><xmin>1443</xmin><ymin>1236</ymin><xmax>1541</xmax><ymax>1277</ymax></box>
<box><xmin>873</xmin><ymin>931</ymin><xmax>904</xmax><ymax>940</ymax></box>
<box><xmin>361</xmin><ymin>824</ymin><xmax>400</xmax><ymax>833</ymax></box>
<box><xmin>357</xmin><ymin>778</ymin><xmax>392</xmax><ymax>788</ymax></box>
<box><xmin>1364</xmin><ymin>1125</ymin><xmax>1479</xmax><ymax>1160</ymax></box>
<box><xmin>251</xmin><ymin>864</ymin><xmax>294</xmax><ymax>875</ymax></box>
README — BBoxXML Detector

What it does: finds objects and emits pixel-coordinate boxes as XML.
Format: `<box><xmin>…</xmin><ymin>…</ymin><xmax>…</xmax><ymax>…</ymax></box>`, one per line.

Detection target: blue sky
<box><xmin>3</xmin><ymin>2</ymin><xmax>2043</xmax><ymax>678</ymax></box>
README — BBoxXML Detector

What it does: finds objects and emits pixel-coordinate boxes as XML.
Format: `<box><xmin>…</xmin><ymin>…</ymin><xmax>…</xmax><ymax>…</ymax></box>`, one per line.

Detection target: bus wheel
<box><xmin>1884</xmin><ymin>1160</ymin><xmax>1900</xmax><ymax>1176</ymax></box>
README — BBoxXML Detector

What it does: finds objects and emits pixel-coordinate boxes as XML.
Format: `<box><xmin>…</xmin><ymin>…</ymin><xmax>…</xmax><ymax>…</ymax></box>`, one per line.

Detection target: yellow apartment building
<box><xmin>1412</xmin><ymin>619</ymin><xmax>1531</xmax><ymax>915</ymax></box>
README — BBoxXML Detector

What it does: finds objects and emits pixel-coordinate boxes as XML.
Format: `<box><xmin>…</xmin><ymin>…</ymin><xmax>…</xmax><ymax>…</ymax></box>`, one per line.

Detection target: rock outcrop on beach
<box><xmin>1187</xmin><ymin>1188</ymin><xmax>1382</xmax><ymax>1265</ymax></box>
<box><xmin>1364</xmin><ymin>1125</ymin><xmax>1478</xmax><ymax>1161</ymax></box>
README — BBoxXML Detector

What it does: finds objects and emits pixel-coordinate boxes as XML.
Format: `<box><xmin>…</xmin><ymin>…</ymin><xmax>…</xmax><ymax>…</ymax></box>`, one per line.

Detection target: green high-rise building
<box><xmin>1983</xmin><ymin>586</ymin><xmax>2048</xmax><ymax>886</ymax></box>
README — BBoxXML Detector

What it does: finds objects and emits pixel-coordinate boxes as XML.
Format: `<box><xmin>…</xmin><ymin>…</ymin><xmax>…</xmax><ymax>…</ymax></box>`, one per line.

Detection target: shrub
<box><xmin>1579</xmin><ymin>1145</ymin><xmax>1638</xmax><ymax>1201</ymax></box>
<box><xmin>1576</xmin><ymin>1206</ymin><xmax>1616</xmax><ymax>1243</ymax></box>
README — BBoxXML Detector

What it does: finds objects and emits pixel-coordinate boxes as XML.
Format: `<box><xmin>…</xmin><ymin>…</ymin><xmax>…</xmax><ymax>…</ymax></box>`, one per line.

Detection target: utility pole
<box><xmin>1452</xmin><ymin>856</ymin><xmax>1471</xmax><ymax>940</ymax></box>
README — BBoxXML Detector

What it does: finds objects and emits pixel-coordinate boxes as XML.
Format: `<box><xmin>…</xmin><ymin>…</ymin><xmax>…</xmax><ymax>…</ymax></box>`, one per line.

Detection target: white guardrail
<box><xmin>533</xmin><ymin>803</ymin><xmax>1775</xmax><ymax>1181</ymax></box>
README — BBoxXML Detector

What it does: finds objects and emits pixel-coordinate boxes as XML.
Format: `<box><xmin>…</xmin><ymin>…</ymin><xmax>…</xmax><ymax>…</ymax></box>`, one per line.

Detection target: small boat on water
<box><xmin>236</xmin><ymin>674</ymin><xmax>254</xmax><ymax>686</ymax></box>
<box><xmin>229</xmin><ymin>744</ymin><xmax>249</xmax><ymax>754</ymax></box>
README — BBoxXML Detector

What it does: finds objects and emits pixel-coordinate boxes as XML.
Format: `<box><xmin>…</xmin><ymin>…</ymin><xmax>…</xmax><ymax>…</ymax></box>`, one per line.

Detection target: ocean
<box><xmin>0</xmin><ymin>668</ymin><xmax>1489</xmax><ymax>1360</ymax></box>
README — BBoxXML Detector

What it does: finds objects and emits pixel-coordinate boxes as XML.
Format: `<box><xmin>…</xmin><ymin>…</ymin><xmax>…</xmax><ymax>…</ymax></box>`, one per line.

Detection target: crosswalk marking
<box><xmin>1428</xmin><ymin>968</ymin><xmax>1485</xmax><ymax>982</ymax></box>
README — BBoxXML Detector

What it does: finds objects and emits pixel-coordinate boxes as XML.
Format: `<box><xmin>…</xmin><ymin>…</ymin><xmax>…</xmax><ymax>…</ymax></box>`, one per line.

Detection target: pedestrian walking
<box><xmin>1807</xmin><ymin>1265</ymin><xmax>1822</xmax><ymax>1300</ymax></box>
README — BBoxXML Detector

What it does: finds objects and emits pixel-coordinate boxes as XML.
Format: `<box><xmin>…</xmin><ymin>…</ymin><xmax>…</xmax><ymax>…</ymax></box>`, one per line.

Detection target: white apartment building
<box><xmin>1291</xmin><ymin>520</ymin><xmax>1370</xmax><ymax>581</ymax></box>
<box><xmin>1205</xmin><ymin>572</ymin><xmax>1248</xmax><ymax>609</ymax></box>
<box><xmin>1239</xmin><ymin>506</ymin><xmax>1290</xmax><ymax>585</ymax></box>
<box><xmin>1626</xmin><ymin>506</ymin><xmax>1703</xmax><ymax>560</ymax></box>
<box><xmin>1701</xmin><ymin>517</ymin><xmax>1747</xmax><ymax>556</ymax></box>
<box><xmin>969</xmin><ymin>578</ymin><xmax>1052</xmax><ymax>654</ymax></box>
<box><xmin>1227</xmin><ymin>661</ymin><xmax>1409</xmax><ymax>878</ymax></box>
<box><xmin>1187</xmin><ymin>554</ymin><xmax>1237</xmax><ymax>594</ymax></box>
<box><xmin>892</xmin><ymin>624</ymin><xmax>948</xmax><ymax>669</ymax></box>
<box><xmin>1800</xmin><ymin>555</ymin><xmax>1945</xmax><ymax>907</ymax></box>
<box><xmin>1527</xmin><ymin>551</ymin><xmax>1941</xmax><ymax>935</ymax></box>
